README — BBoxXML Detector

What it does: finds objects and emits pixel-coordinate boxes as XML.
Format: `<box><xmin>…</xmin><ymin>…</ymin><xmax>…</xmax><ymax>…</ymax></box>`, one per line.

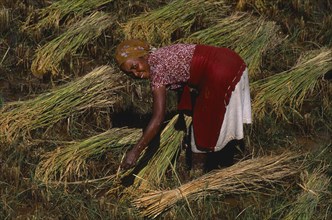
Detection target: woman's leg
<box><xmin>205</xmin><ymin>139</ymin><xmax>245</xmax><ymax>171</ymax></box>
<box><xmin>191</xmin><ymin>152</ymin><xmax>207</xmax><ymax>171</ymax></box>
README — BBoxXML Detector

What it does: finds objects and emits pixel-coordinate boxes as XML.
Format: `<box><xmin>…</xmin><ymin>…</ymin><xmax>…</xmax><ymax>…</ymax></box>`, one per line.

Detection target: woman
<box><xmin>115</xmin><ymin>39</ymin><xmax>252</xmax><ymax>171</ymax></box>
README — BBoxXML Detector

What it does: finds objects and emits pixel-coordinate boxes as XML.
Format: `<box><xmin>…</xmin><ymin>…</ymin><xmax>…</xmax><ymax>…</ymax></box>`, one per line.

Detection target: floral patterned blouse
<box><xmin>147</xmin><ymin>44</ymin><xmax>196</xmax><ymax>90</ymax></box>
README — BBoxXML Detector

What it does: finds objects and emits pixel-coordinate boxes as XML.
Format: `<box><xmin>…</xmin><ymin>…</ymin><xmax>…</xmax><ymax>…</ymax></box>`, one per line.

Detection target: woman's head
<box><xmin>120</xmin><ymin>56</ymin><xmax>150</xmax><ymax>79</ymax></box>
<box><xmin>115</xmin><ymin>39</ymin><xmax>151</xmax><ymax>79</ymax></box>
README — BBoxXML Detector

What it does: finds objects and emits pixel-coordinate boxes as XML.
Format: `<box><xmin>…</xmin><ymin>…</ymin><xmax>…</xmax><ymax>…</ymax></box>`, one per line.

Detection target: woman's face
<box><xmin>120</xmin><ymin>56</ymin><xmax>150</xmax><ymax>79</ymax></box>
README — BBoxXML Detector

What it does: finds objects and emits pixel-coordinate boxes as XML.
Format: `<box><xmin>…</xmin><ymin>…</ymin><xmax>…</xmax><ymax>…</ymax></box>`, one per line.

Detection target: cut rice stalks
<box><xmin>283</xmin><ymin>167</ymin><xmax>331</xmax><ymax>220</ymax></box>
<box><xmin>123</xmin><ymin>0</ymin><xmax>230</xmax><ymax>45</ymax></box>
<box><xmin>185</xmin><ymin>13</ymin><xmax>281</xmax><ymax>78</ymax></box>
<box><xmin>252</xmin><ymin>48</ymin><xmax>332</xmax><ymax>120</ymax></box>
<box><xmin>31</xmin><ymin>11</ymin><xmax>113</xmax><ymax>77</ymax></box>
<box><xmin>131</xmin><ymin>114</ymin><xmax>191</xmax><ymax>189</ymax></box>
<box><xmin>35</xmin><ymin>127</ymin><xmax>141</xmax><ymax>184</ymax></box>
<box><xmin>36</xmin><ymin>114</ymin><xmax>190</xmax><ymax>188</ymax></box>
<box><xmin>0</xmin><ymin>66</ymin><xmax>123</xmax><ymax>145</ymax></box>
<box><xmin>22</xmin><ymin>0</ymin><xmax>114</xmax><ymax>34</ymax></box>
<box><xmin>134</xmin><ymin>152</ymin><xmax>302</xmax><ymax>218</ymax></box>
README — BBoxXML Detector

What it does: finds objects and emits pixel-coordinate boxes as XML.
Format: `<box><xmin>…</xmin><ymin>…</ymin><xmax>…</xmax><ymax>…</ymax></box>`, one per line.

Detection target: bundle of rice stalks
<box><xmin>283</xmin><ymin>167</ymin><xmax>331</xmax><ymax>220</ymax></box>
<box><xmin>132</xmin><ymin>114</ymin><xmax>191</xmax><ymax>189</ymax></box>
<box><xmin>0</xmin><ymin>66</ymin><xmax>123</xmax><ymax>144</ymax></box>
<box><xmin>35</xmin><ymin>127</ymin><xmax>141</xmax><ymax>184</ymax></box>
<box><xmin>31</xmin><ymin>11</ymin><xmax>112</xmax><ymax>77</ymax></box>
<box><xmin>134</xmin><ymin>152</ymin><xmax>302</xmax><ymax>218</ymax></box>
<box><xmin>0</xmin><ymin>8</ymin><xmax>11</xmax><ymax>31</ymax></box>
<box><xmin>252</xmin><ymin>48</ymin><xmax>332</xmax><ymax>120</ymax></box>
<box><xmin>185</xmin><ymin>13</ymin><xmax>281</xmax><ymax>77</ymax></box>
<box><xmin>123</xmin><ymin>0</ymin><xmax>231</xmax><ymax>45</ymax></box>
<box><xmin>22</xmin><ymin>0</ymin><xmax>114</xmax><ymax>33</ymax></box>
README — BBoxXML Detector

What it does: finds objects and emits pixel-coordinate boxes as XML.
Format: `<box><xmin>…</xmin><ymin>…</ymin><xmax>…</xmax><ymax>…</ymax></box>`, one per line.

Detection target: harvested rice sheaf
<box><xmin>35</xmin><ymin>127</ymin><xmax>141</xmax><ymax>184</ymax></box>
<box><xmin>185</xmin><ymin>13</ymin><xmax>281</xmax><ymax>78</ymax></box>
<box><xmin>0</xmin><ymin>66</ymin><xmax>124</xmax><ymax>145</ymax></box>
<box><xmin>131</xmin><ymin>114</ymin><xmax>191</xmax><ymax>189</ymax></box>
<box><xmin>252</xmin><ymin>48</ymin><xmax>332</xmax><ymax>120</ymax></box>
<box><xmin>134</xmin><ymin>152</ymin><xmax>302</xmax><ymax>218</ymax></box>
<box><xmin>31</xmin><ymin>11</ymin><xmax>113</xmax><ymax>77</ymax></box>
<box><xmin>123</xmin><ymin>0</ymin><xmax>231</xmax><ymax>45</ymax></box>
<box><xmin>35</xmin><ymin>114</ymin><xmax>189</xmax><ymax>187</ymax></box>
<box><xmin>22</xmin><ymin>0</ymin><xmax>114</xmax><ymax>33</ymax></box>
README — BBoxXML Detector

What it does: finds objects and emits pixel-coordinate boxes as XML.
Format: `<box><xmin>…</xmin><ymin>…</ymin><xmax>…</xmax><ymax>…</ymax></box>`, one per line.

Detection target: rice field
<box><xmin>0</xmin><ymin>0</ymin><xmax>331</xmax><ymax>219</ymax></box>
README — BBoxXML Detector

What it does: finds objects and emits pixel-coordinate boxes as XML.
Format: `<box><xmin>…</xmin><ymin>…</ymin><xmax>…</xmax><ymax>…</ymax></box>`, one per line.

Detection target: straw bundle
<box><xmin>134</xmin><ymin>152</ymin><xmax>301</xmax><ymax>218</ymax></box>
<box><xmin>35</xmin><ymin>127</ymin><xmax>141</xmax><ymax>184</ymax></box>
<box><xmin>283</xmin><ymin>168</ymin><xmax>331</xmax><ymax>220</ymax></box>
<box><xmin>185</xmin><ymin>13</ymin><xmax>281</xmax><ymax>77</ymax></box>
<box><xmin>252</xmin><ymin>48</ymin><xmax>332</xmax><ymax>120</ymax></box>
<box><xmin>0</xmin><ymin>66</ymin><xmax>123</xmax><ymax>144</ymax></box>
<box><xmin>22</xmin><ymin>0</ymin><xmax>114</xmax><ymax>33</ymax></box>
<box><xmin>123</xmin><ymin>0</ymin><xmax>230</xmax><ymax>45</ymax></box>
<box><xmin>132</xmin><ymin>114</ymin><xmax>191</xmax><ymax>189</ymax></box>
<box><xmin>31</xmin><ymin>11</ymin><xmax>112</xmax><ymax>77</ymax></box>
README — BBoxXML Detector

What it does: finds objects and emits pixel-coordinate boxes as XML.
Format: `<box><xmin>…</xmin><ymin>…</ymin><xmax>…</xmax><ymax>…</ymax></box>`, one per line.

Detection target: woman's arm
<box><xmin>121</xmin><ymin>86</ymin><xmax>166</xmax><ymax>170</ymax></box>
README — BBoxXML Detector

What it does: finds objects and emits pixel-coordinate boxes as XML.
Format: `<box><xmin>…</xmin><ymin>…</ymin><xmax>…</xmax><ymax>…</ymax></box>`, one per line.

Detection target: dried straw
<box><xmin>35</xmin><ymin>127</ymin><xmax>141</xmax><ymax>184</ymax></box>
<box><xmin>252</xmin><ymin>48</ymin><xmax>332</xmax><ymax>120</ymax></box>
<box><xmin>31</xmin><ymin>11</ymin><xmax>113</xmax><ymax>77</ymax></box>
<box><xmin>0</xmin><ymin>66</ymin><xmax>123</xmax><ymax>144</ymax></box>
<box><xmin>184</xmin><ymin>13</ymin><xmax>281</xmax><ymax>78</ymax></box>
<box><xmin>123</xmin><ymin>0</ymin><xmax>230</xmax><ymax>45</ymax></box>
<box><xmin>132</xmin><ymin>114</ymin><xmax>191</xmax><ymax>189</ymax></box>
<box><xmin>134</xmin><ymin>152</ymin><xmax>302</xmax><ymax>218</ymax></box>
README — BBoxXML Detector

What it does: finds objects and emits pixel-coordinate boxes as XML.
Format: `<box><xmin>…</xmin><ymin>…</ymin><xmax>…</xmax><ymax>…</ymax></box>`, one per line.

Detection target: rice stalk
<box><xmin>31</xmin><ymin>11</ymin><xmax>113</xmax><ymax>77</ymax></box>
<box><xmin>0</xmin><ymin>66</ymin><xmax>124</xmax><ymax>144</ymax></box>
<box><xmin>131</xmin><ymin>114</ymin><xmax>191</xmax><ymax>189</ymax></box>
<box><xmin>123</xmin><ymin>0</ymin><xmax>230</xmax><ymax>45</ymax></box>
<box><xmin>35</xmin><ymin>127</ymin><xmax>142</xmax><ymax>184</ymax></box>
<box><xmin>0</xmin><ymin>7</ymin><xmax>11</xmax><ymax>31</ymax></box>
<box><xmin>252</xmin><ymin>48</ymin><xmax>332</xmax><ymax>120</ymax></box>
<box><xmin>236</xmin><ymin>0</ymin><xmax>268</xmax><ymax>12</ymax></box>
<box><xmin>283</xmin><ymin>167</ymin><xmax>331</xmax><ymax>220</ymax></box>
<box><xmin>134</xmin><ymin>152</ymin><xmax>302</xmax><ymax>218</ymax></box>
<box><xmin>22</xmin><ymin>0</ymin><xmax>114</xmax><ymax>33</ymax></box>
<box><xmin>184</xmin><ymin>13</ymin><xmax>281</xmax><ymax>77</ymax></box>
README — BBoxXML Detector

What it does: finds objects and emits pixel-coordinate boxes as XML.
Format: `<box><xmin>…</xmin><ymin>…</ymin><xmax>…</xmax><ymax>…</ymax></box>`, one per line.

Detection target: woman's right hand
<box><xmin>121</xmin><ymin>148</ymin><xmax>140</xmax><ymax>170</ymax></box>
<box><xmin>120</xmin><ymin>86</ymin><xmax>166</xmax><ymax>171</ymax></box>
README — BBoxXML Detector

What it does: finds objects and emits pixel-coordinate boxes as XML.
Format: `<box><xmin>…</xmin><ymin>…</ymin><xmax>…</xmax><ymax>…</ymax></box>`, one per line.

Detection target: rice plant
<box><xmin>283</xmin><ymin>167</ymin><xmax>331</xmax><ymax>220</ymax></box>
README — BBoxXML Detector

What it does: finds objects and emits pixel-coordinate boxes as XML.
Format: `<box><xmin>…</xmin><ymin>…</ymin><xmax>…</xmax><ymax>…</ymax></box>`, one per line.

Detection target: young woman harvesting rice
<box><xmin>115</xmin><ymin>39</ymin><xmax>252</xmax><ymax>172</ymax></box>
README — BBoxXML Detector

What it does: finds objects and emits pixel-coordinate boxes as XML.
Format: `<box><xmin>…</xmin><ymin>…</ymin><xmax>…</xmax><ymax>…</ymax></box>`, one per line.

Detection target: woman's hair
<box><xmin>115</xmin><ymin>39</ymin><xmax>150</xmax><ymax>66</ymax></box>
